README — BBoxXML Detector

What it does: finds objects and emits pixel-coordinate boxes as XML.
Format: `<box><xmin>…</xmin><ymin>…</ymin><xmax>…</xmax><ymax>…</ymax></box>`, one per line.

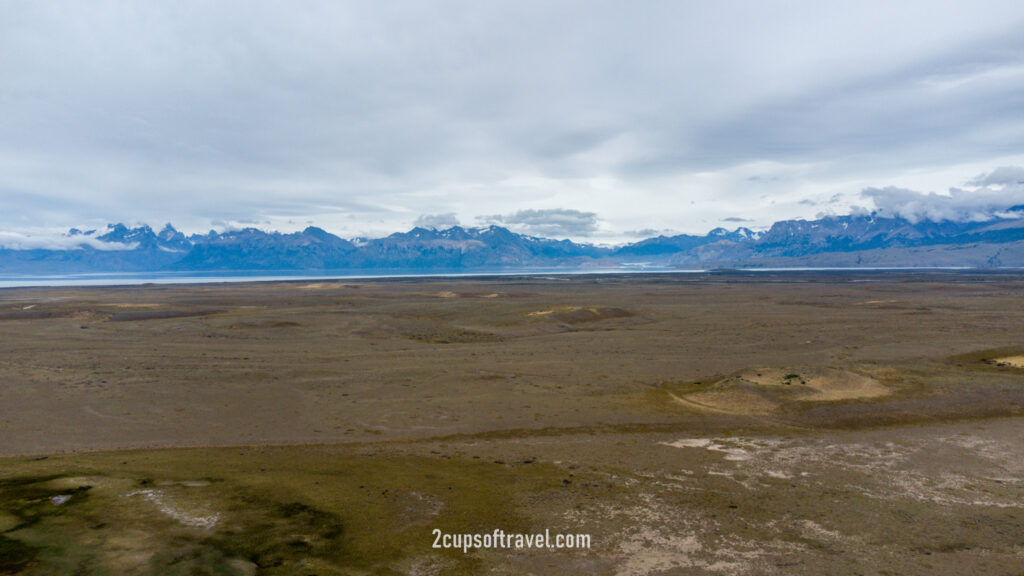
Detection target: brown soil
<box><xmin>1</xmin><ymin>271</ymin><xmax>1023</xmax><ymax>574</ymax></box>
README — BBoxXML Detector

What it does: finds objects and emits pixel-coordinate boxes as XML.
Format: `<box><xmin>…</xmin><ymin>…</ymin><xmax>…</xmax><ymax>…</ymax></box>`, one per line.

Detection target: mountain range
<box><xmin>3</xmin><ymin>210</ymin><xmax>1024</xmax><ymax>275</ymax></box>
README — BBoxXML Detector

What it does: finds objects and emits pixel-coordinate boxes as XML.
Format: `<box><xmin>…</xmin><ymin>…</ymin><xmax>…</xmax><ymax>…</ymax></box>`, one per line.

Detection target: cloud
<box><xmin>210</xmin><ymin>219</ymin><xmax>273</xmax><ymax>233</ymax></box>
<box><xmin>0</xmin><ymin>3</ymin><xmax>1022</xmax><ymax>238</ymax></box>
<box><xmin>721</xmin><ymin>217</ymin><xmax>753</xmax><ymax>222</ymax></box>
<box><xmin>674</xmin><ymin>28</ymin><xmax>1024</xmax><ymax>176</ymax></box>
<box><xmin>624</xmin><ymin>228</ymin><xmax>678</xmax><ymax>237</ymax></box>
<box><xmin>413</xmin><ymin>213</ymin><xmax>460</xmax><ymax>230</ymax></box>
<box><xmin>0</xmin><ymin>231</ymin><xmax>136</xmax><ymax>251</ymax></box>
<box><xmin>479</xmin><ymin>209</ymin><xmax>599</xmax><ymax>237</ymax></box>
<box><xmin>965</xmin><ymin>165</ymin><xmax>1024</xmax><ymax>187</ymax></box>
<box><xmin>863</xmin><ymin>166</ymin><xmax>1024</xmax><ymax>222</ymax></box>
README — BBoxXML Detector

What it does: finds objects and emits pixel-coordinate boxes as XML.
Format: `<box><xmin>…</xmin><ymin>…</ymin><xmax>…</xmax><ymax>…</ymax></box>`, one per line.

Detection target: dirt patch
<box><xmin>108</xmin><ymin>309</ymin><xmax>221</xmax><ymax>322</ymax></box>
<box><xmin>740</xmin><ymin>367</ymin><xmax>890</xmax><ymax>401</ymax></box>
<box><xmin>228</xmin><ymin>320</ymin><xmax>302</xmax><ymax>329</ymax></box>
<box><xmin>987</xmin><ymin>356</ymin><xmax>1024</xmax><ymax>369</ymax></box>
<box><xmin>299</xmin><ymin>282</ymin><xmax>362</xmax><ymax>290</ymax></box>
<box><xmin>528</xmin><ymin>306</ymin><xmax>635</xmax><ymax>324</ymax></box>
<box><xmin>675</xmin><ymin>385</ymin><xmax>780</xmax><ymax>415</ymax></box>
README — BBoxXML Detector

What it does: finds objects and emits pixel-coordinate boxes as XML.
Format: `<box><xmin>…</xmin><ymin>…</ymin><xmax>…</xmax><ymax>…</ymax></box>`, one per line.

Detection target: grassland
<box><xmin>1</xmin><ymin>271</ymin><xmax>1022</xmax><ymax>574</ymax></box>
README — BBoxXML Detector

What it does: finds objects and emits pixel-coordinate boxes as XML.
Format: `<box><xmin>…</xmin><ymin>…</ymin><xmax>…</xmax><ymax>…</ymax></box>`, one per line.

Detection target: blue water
<box><xmin>1</xmin><ymin>266</ymin><xmax>1017</xmax><ymax>289</ymax></box>
<box><xmin>0</xmin><ymin>266</ymin><xmax>687</xmax><ymax>288</ymax></box>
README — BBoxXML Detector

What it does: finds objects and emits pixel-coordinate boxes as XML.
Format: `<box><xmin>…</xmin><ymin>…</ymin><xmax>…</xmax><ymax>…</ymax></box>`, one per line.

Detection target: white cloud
<box><xmin>0</xmin><ymin>231</ymin><xmax>136</xmax><ymax>251</ymax></box>
<box><xmin>413</xmin><ymin>213</ymin><xmax>460</xmax><ymax>230</ymax></box>
<box><xmin>863</xmin><ymin>166</ymin><xmax>1024</xmax><ymax>222</ymax></box>
<box><xmin>965</xmin><ymin>165</ymin><xmax>1024</xmax><ymax>187</ymax></box>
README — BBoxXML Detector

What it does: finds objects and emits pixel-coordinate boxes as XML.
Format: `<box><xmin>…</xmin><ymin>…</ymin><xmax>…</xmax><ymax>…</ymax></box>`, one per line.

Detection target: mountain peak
<box><xmin>3</xmin><ymin>214</ymin><xmax>1024</xmax><ymax>275</ymax></box>
<box><xmin>301</xmin><ymin>226</ymin><xmax>330</xmax><ymax>237</ymax></box>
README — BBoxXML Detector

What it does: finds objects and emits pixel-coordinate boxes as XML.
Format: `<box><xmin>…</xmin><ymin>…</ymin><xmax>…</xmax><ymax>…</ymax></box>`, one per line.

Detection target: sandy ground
<box><xmin>992</xmin><ymin>355</ymin><xmax>1024</xmax><ymax>368</ymax></box>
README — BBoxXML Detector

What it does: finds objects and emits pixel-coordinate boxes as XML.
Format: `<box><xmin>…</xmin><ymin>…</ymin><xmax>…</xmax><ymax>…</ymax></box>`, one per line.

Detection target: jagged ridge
<box><xmin>2</xmin><ymin>211</ymin><xmax>1024</xmax><ymax>274</ymax></box>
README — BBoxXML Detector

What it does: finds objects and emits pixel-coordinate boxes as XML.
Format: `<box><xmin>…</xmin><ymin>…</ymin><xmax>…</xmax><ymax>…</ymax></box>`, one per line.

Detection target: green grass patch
<box><xmin>0</xmin><ymin>446</ymin><xmax>567</xmax><ymax>575</ymax></box>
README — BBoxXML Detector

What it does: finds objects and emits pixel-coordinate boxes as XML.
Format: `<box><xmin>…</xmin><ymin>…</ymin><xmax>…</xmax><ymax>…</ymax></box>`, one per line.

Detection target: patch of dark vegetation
<box><xmin>0</xmin><ymin>534</ymin><xmax>37</xmax><ymax>574</ymax></box>
<box><xmin>275</xmin><ymin>501</ymin><xmax>344</xmax><ymax>539</ymax></box>
<box><xmin>405</xmin><ymin>327</ymin><xmax>503</xmax><ymax>344</ymax></box>
<box><xmin>107</xmin><ymin>309</ymin><xmax>222</xmax><ymax>322</ymax></box>
<box><xmin>783</xmin><ymin>373</ymin><xmax>805</xmax><ymax>385</ymax></box>
<box><xmin>657</xmin><ymin>377</ymin><xmax>722</xmax><ymax>396</ymax></box>
<box><xmin>981</xmin><ymin>358</ymin><xmax>1023</xmax><ymax>369</ymax></box>
<box><xmin>0</xmin><ymin>308</ymin><xmax>73</xmax><ymax>321</ymax></box>
<box><xmin>934</xmin><ymin>541</ymin><xmax>974</xmax><ymax>553</ymax></box>
<box><xmin>947</xmin><ymin>347</ymin><xmax>1024</xmax><ymax>371</ymax></box>
<box><xmin>202</xmin><ymin>497</ymin><xmax>346</xmax><ymax>572</ymax></box>
<box><xmin>0</xmin><ymin>471</ymin><xmax>365</xmax><ymax>575</ymax></box>
<box><xmin>0</xmin><ymin>475</ymin><xmax>65</xmax><ymax>491</ymax></box>
<box><xmin>0</xmin><ymin>476</ymin><xmax>90</xmax><ymax>531</ymax></box>
<box><xmin>146</xmin><ymin>544</ymin><xmax>250</xmax><ymax>576</ymax></box>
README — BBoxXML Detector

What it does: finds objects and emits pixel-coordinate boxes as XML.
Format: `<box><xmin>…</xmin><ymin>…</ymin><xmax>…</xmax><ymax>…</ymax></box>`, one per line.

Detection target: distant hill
<box><xmin>2</xmin><ymin>211</ymin><xmax>1023</xmax><ymax>275</ymax></box>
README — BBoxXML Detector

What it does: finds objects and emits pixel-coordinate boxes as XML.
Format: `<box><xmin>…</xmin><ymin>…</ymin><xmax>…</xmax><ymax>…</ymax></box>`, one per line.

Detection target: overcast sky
<box><xmin>2</xmin><ymin>1</ymin><xmax>1023</xmax><ymax>244</ymax></box>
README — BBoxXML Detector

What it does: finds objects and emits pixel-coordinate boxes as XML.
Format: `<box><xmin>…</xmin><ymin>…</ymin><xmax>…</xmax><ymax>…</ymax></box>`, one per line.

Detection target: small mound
<box><xmin>528</xmin><ymin>306</ymin><xmax>635</xmax><ymax>324</ymax></box>
<box><xmin>460</xmin><ymin>292</ymin><xmax>501</xmax><ymax>298</ymax></box>
<box><xmin>673</xmin><ymin>367</ymin><xmax>888</xmax><ymax>415</ymax></box>
<box><xmin>736</xmin><ymin>367</ymin><xmax>889</xmax><ymax>402</ymax></box>
<box><xmin>987</xmin><ymin>356</ymin><xmax>1024</xmax><ymax>369</ymax></box>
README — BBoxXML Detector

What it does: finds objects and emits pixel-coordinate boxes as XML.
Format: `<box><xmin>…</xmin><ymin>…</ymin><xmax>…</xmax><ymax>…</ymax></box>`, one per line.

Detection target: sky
<box><xmin>2</xmin><ymin>1</ymin><xmax>1024</xmax><ymax>245</ymax></box>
